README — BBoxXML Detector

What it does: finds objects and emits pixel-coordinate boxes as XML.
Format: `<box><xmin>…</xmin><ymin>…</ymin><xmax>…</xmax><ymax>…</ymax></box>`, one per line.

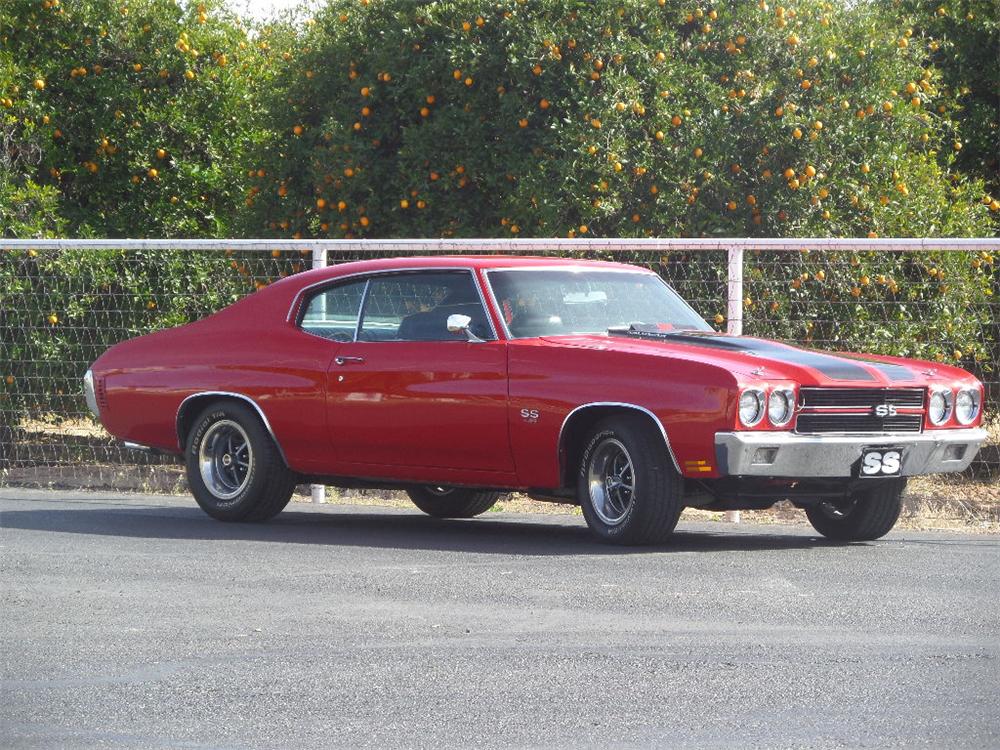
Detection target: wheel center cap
<box><xmin>222</xmin><ymin>454</ymin><xmax>232</xmax><ymax>467</ymax></box>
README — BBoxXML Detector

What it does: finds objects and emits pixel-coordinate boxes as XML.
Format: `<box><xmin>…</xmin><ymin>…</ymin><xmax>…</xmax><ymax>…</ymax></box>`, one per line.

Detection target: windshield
<box><xmin>486</xmin><ymin>269</ymin><xmax>711</xmax><ymax>339</ymax></box>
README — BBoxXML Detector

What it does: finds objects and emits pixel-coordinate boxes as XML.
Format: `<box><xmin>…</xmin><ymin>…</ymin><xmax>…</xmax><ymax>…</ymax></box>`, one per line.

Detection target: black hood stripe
<box><xmin>833</xmin><ymin>353</ymin><xmax>915</xmax><ymax>382</ymax></box>
<box><xmin>616</xmin><ymin>329</ymin><xmax>878</xmax><ymax>381</ymax></box>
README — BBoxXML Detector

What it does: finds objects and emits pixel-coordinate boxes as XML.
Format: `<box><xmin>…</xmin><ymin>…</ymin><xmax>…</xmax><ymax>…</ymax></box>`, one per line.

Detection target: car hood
<box><xmin>539</xmin><ymin>331</ymin><xmax>962</xmax><ymax>388</ymax></box>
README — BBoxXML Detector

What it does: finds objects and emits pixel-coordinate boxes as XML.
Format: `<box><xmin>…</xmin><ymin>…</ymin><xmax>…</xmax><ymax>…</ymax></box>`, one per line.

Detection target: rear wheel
<box><xmin>805</xmin><ymin>478</ymin><xmax>906</xmax><ymax>541</ymax></box>
<box><xmin>577</xmin><ymin>416</ymin><xmax>683</xmax><ymax>545</ymax></box>
<box><xmin>406</xmin><ymin>486</ymin><xmax>500</xmax><ymax>518</ymax></box>
<box><xmin>185</xmin><ymin>401</ymin><xmax>296</xmax><ymax>522</ymax></box>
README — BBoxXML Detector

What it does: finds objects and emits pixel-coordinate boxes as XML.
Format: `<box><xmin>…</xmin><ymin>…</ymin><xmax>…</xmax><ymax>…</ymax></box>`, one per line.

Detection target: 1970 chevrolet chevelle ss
<box><xmin>84</xmin><ymin>256</ymin><xmax>987</xmax><ymax>544</ymax></box>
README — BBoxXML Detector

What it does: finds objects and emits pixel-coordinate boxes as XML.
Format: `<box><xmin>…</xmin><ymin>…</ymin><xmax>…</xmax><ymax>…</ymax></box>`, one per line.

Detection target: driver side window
<box><xmin>359</xmin><ymin>272</ymin><xmax>494</xmax><ymax>342</ymax></box>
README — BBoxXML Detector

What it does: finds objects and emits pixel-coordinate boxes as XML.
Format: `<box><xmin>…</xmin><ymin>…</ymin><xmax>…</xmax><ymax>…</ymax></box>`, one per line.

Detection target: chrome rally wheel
<box><xmin>586</xmin><ymin>438</ymin><xmax>635</xmax><ymax>526</ymax></box>
<box><xmin>198</xmin><ymin>419</ymin><xmax>253</xmax><ymax>501</ymax></box>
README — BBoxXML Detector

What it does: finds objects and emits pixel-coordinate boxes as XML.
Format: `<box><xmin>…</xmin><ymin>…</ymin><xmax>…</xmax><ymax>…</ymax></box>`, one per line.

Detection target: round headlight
<box><xmin>739</xmin><ymin>388</ymin><xmax>765</xmax><ymax>427</ymax></box>
<box><xmin>928</xmin><ymin>389</ymin><xmax>952</xmax><ymax>425</ymax></box>
<box><xmin>768</xmin><ymin>389</ymin><xmax>794</xmax><ymax>426</ymax></box>
<box><xmin>955</xmin><ymin>388</ymin><xmax>980</xmax><ymax>425</ymax></box>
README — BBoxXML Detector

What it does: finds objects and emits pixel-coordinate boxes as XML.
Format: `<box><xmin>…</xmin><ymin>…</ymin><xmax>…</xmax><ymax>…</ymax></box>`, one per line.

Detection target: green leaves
<box><xmin>2</xmin><ymin>0</ymin><xmax>269</xmax><ymax>239</ymax></box>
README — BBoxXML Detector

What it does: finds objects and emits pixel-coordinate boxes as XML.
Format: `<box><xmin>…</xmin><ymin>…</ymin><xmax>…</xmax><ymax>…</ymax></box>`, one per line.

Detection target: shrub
<box><xmin>0</xmin><ymin>0</ymin><xmax>270</xmax><ymax>238</ymax></box>
<box><xmin>246</xmin><ymin>0</ymin><xmax>996</xmax><ymax>241</ymax></box>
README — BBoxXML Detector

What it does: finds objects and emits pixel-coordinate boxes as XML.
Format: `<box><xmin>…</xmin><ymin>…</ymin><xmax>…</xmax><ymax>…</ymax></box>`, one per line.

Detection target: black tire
<box><xmin>406</xmin><ymin>486</ymin><xmax>500</xmax><ymax>518</ymax></box>
<box><xmin>805</xmin><ymin>478</ymin><xmax>906</xmax><ymax>542</ymax></box>
<box><xmin>577</xmin><ymin>415</ymin><xmax>683</xmax><ymax>545</ymax></box>
<box><xmin>185</xmin><ymin>400</ymin><xmax>297</xmax><ymax>522</ymax></box>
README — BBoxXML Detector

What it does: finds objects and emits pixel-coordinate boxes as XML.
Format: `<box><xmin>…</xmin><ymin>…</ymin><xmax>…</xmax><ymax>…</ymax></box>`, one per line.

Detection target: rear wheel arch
<box><xmin>176</xmin><ymin>392</ymin><xmax>288</xmax><ymax>467</ymax></box>
<box><xmin>558</xmin><ymin>403</ymin><xmax>679</xmax><ymax>489</ymax></box>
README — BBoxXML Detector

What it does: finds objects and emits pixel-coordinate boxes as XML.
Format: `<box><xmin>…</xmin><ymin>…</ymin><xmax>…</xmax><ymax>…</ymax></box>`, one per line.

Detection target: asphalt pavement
<box><xmin>1</xmin><ymin>487</ymin><xmax>998</xmax><ymax>749</ymax></box>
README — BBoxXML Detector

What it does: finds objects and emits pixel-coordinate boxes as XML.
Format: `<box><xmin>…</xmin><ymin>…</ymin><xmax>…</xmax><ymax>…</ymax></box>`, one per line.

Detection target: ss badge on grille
<box><xmin>872</xmin><ymin>404</ymin><xmax>898</xmax><ymax>417</ymax></box>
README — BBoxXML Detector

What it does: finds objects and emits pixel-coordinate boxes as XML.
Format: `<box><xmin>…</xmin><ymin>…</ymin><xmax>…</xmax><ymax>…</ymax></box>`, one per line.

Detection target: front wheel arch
<box><xmin>559</xmin><ymin>403</ymin><xmax>678</xmax><ymax>490</ymax></box>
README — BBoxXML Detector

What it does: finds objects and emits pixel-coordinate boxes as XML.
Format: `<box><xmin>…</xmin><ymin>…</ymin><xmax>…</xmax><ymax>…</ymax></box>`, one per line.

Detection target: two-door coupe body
<box><xmin>84</xmin><ymin>256</ymin><xmax>987</xmax><ymax>544</ymax></box>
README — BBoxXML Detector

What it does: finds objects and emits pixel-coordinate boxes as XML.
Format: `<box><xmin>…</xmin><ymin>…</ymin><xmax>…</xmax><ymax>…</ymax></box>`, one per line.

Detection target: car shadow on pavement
<box><xmin>0</xmin><ymin>499</ymin><xmax>834</xmax><ymax>555</ymax></box>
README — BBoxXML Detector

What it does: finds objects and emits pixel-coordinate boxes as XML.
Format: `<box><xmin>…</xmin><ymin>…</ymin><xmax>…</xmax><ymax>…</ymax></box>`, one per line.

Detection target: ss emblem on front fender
<box><xmin>520</xmin><ymin>408</ymin><xmax>539</xmax><ymax>423</ymax></box>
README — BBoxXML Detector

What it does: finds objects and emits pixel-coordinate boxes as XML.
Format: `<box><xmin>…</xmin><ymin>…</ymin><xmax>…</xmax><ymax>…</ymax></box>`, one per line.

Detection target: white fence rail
<box><xmin>2</xmin><ymin>237</ymin><xmax>998</xmax><ymax>496</ymax></box>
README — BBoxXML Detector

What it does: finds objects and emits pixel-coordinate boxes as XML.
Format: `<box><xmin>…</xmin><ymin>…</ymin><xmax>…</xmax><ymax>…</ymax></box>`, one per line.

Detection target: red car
<box><xmin>84</xmin><ymin>256</ymin><xmax>987</xmax><ymax>544</ymax></box>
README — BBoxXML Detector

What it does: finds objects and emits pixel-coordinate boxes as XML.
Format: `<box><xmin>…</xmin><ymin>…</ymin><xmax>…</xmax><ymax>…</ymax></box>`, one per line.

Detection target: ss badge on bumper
<box><xmin>860</xmin><ymin>448</ymin><xmax>903</xmax><ymax>477</ymax></box>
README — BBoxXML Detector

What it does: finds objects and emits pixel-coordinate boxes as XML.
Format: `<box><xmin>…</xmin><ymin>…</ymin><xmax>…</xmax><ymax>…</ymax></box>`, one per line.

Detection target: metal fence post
<box><xmin>726</xmin><ymin>244</ymin><xmax>744</xmax><ymax>337</ymax></box>
<box><xmin>725</xmin><ymin>244</ymin><xmax>744</xmax><ymax>524</ymax></box>
<box><xmin>311</xmin><ymin>244</ymin><xmax>328</xmax><ymax>505</ymax></box>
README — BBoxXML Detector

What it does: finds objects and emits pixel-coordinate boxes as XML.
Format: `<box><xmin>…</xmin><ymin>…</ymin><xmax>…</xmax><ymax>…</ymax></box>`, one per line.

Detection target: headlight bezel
<box><xmin>954</xmin><ymin>387</ymin><xmax>980</xmax><ymax>426</ymax></box>
<box><xmin>767</xmin><ymin>387</ymin><xmax>795</xmax><ymax>427</ymax></box>
<box><xmin>738</xmin><ymin>387</ymin><xmax>766</xmax><ymax>427</ymax></box>
<box><xmin>928</xmin><ymin>387</ymin><xmax>953</xmax><ymax>426</ymax></box>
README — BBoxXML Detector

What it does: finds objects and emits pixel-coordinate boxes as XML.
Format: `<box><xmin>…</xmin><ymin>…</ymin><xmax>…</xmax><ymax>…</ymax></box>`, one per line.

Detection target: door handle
<box><xmin>334</xmin><ymin>356</ymin><xmax>366</xmax><ymax>366</ymax></box>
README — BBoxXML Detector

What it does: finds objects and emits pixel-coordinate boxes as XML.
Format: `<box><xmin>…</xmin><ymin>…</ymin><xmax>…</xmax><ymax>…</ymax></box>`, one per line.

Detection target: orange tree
<box><xmin>246</xmin><ymin>0</ymin><xmax>996</xmax><ymax>240</ymax></box>
<box><xmin>0</xmin><ymin>0</ymin><xmax>278</xmax><ymax>427</ymax></box>
<box><xmin>897</xmin><ymin>0</ymin><xmax>999</xmax><ymax>197</ymax></box>
<box><xmin>1</xmin><ymin>0</ymin><xmax>272</xmax><ymax>238</ymax></box>
<box><xmin>244</xmin><ymin>0</ymin><xmax>995</xmax><ymax>378</ymax></box>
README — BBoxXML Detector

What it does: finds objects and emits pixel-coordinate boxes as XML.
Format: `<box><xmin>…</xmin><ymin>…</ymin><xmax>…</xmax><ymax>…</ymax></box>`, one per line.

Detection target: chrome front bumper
<box><xmin>715</xmin><ymin>428</ymin><xmax>988</xmax><ymax>478</ymax></box>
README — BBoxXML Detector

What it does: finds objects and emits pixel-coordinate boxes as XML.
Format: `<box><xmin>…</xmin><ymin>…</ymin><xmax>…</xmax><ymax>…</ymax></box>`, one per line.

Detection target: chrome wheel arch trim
<box><xmin>557</xmin><ymin>401</ymin><xmax>682</xmax><ymax>476</ymax></box>
<box><xmin>176</xmin><ymin>390</ymin><xmax>289</xmax><ymax>467</ymax></box>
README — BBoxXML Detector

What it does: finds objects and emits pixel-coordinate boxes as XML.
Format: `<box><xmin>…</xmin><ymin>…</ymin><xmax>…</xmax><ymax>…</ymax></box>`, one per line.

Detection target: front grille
<box><xmin>799</xmin><ymin>387</ymin><xmax>924</xmax><ymax>409</ymax></box>
<box><xmin>795</xmin><ymin>413</ymin><xmax>924</xmax><ymax>434</ymax></box>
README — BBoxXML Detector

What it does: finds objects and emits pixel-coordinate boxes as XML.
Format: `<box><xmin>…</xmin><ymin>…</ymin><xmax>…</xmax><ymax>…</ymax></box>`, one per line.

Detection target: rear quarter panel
<box><xmin>92</xmin><ymin>284</ymin><xmax>336</xmax><ymax>473</ymax></box>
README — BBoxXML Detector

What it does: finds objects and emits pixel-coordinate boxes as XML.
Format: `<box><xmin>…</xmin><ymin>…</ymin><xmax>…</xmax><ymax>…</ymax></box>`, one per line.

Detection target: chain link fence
<box><xmin>1</xmin><ymin>238</ymin><xmax>997</xmax><ymax>498</ymax></box>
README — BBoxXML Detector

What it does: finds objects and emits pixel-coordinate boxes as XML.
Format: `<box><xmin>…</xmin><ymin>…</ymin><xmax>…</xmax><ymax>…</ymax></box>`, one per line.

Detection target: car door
<box><xmin>325</xmin><ymin>269</ymin><xmax>514</xmax><ymax>477</ymax></box>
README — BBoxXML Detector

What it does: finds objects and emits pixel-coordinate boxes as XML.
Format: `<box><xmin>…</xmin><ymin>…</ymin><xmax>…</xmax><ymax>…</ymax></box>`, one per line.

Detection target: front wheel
<box><xmin>577</xmin><ymin>416</ymin><xmax>683</xmax><ymax>545</ymax></box>
<box><xmin>406</xmin><ymin>486</ymin><xmax>501</xmax><ymax>518</ymax></box>
<box><xmin>185</xmin><ymin>400</ymin><xmax>297</xmax><ymax>522</ymax></box>
<box><xmin>805</xmin><ymin>478</ymin><xmax>906</xmax><ymax>541</ymax></box>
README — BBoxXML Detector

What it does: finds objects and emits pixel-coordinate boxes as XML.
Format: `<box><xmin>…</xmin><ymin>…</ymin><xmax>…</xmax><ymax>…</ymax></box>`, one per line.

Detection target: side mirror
<box><xmin>447</xmin><ymin>313</ymin><xmax>485</xmax><ymax>343</ymax></box>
